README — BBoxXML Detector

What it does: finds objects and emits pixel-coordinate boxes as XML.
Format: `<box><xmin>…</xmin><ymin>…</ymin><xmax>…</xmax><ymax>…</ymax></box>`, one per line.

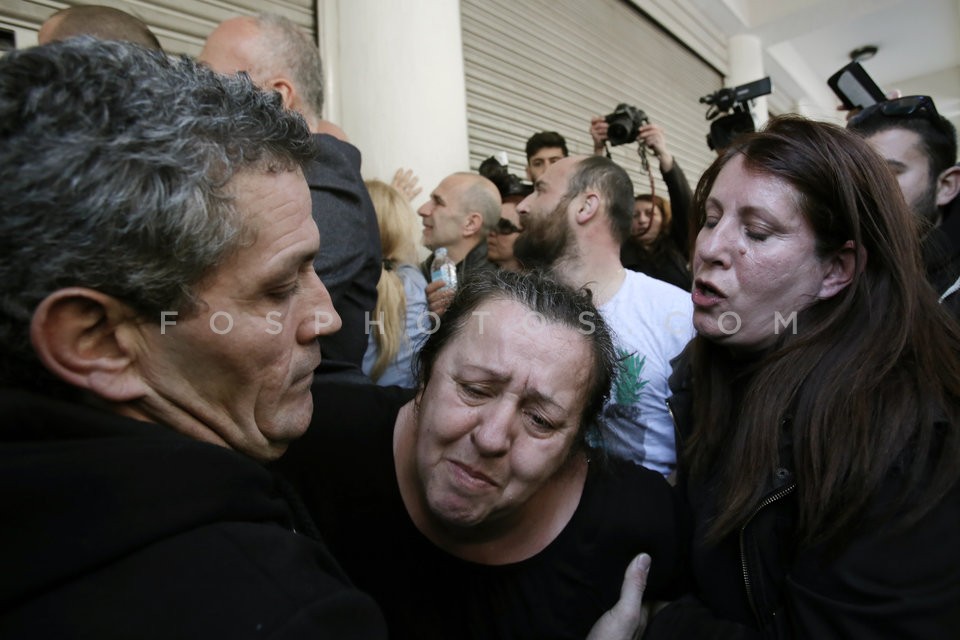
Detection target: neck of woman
<box><xmin>428</xmin><ymin>455</ymin><xmax>588</xmax><ymax>565</ymax></box>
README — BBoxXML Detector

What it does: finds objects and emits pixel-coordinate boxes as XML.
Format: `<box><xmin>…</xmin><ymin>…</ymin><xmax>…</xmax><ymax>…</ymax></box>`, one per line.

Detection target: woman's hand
<box><xmin>391</xmin><ymin>167</ymin><xmax>423</xmax><ymax>202</ymax></box>
<box><xmin>637</xmin><ymin>124</ymin><xmax>674</xmax><ymax>173</ymax></box>
<box><xmin>590</xmin><ymin>116</ymin><xmax>609</xmax><ymax>155</ymax></box>
<box><xmin>586</xmin><ymin>554</ymin><xmax>651</xmax><ymax>640</ymax></box>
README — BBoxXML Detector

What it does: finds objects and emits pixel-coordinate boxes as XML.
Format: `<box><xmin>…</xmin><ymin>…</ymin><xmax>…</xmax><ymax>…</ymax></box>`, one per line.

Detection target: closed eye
<box><xmin>524</xmin><ymin>410</ymin><xmax>555</xmax><ymax>432</ymax></box>
<box><xmin>526</xmin><ymin>411</ymin><xmax>553</xmax><ymax>431</ymax></box>
<box><xmin>267</xmin><ymin>260</ymin><xmax>314</xmax><ymax>301</ymax></box>
<box><xmin>456</xmin><ymin>380</ymin><xmax>493</xmax><ymax>402</ymax></box>
<box><xmin>268</xmin><ymin>281</ymin><xmax>301</xmax><ymax>300</ymax></box>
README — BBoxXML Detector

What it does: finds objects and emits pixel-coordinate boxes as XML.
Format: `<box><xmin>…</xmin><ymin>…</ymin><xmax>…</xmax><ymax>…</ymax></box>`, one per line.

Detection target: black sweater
<box><xmin>0</xmin><ymin>388</ymin><xmax>385</xmax><ymax>639</ymax></box>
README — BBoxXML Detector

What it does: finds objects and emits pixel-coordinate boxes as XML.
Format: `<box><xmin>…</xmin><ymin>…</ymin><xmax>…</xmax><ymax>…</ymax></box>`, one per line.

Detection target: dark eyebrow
<box><xmin>524</xmin><ymin>387</ymin><xmax>566</xmax><ymax>414</ymax></box>
<box><xmin>884</xmin><ymin>159</ymin><xmax>909</xmax><ymax>172</ymax></box>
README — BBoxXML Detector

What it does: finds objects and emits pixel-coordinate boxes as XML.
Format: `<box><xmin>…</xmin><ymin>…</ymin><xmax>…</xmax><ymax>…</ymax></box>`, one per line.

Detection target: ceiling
<box><xmin>689</xmin><ymin>0</ymin><xmax>960</xmax><ymax>133</ymax></box>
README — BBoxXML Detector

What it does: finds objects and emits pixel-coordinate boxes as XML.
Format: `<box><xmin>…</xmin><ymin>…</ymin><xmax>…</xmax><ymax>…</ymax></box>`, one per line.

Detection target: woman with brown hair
<box><xmin>646</xmin><ymin>116</ymin><xmax>960</xmax><ymax>638</ymax></box>
<box><xmin>619</xmin><ymin>193</ymin><xmax>691</xmax><ymax>291</ymax></box>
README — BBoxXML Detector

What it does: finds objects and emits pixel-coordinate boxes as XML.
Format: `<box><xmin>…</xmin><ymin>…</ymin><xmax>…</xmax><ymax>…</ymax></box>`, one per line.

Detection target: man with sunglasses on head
<box><xmin>848</xmin><ymin>95</ymin><xmax>960</xmax><ymax>315</ymax></box>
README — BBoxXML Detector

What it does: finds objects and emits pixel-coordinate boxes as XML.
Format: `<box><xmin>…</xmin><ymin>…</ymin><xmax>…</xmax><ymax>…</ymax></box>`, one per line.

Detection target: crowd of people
<box><xmin>2</xmin><ymin>4</ymin><xmax>959</xmax><ymax>639</ymax></box>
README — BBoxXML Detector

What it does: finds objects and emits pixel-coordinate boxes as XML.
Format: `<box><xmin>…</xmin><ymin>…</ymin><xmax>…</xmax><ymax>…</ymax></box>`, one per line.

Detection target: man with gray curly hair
<box><xmin>202</xmin><ymin>14</ymin><xmax>382</xmax><ymax>382</ymax></box>
<box><xmin>0</xmin><ymin>38</ymin><xmax>385</xmax><ymax>638</ymax></box>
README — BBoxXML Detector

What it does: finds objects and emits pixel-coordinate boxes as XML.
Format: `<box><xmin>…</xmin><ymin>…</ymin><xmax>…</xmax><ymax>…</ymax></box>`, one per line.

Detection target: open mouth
<box><xmin>692</xmin><ymin>279</ymin><xmax>726</xmax><ymax>307</ymax></box>
<box><xmin>695</xmin><ymin>280</ymin><xmax>723</xmax><ymax>297</ymax></box>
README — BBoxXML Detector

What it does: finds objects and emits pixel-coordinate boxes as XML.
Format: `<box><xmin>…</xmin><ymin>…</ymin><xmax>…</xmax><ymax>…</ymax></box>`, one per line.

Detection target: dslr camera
<box><xmin>604</xmin><ymin>103</ymin><xmax>649</xmax><ymax>147</ymax></box>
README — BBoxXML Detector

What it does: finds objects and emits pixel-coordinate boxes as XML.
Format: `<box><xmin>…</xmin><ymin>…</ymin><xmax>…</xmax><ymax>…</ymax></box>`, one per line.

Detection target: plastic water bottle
<box><xmin>430</xmin><ymin>247</ymin><xmax>458</xmax><ymax>292</ymax></box>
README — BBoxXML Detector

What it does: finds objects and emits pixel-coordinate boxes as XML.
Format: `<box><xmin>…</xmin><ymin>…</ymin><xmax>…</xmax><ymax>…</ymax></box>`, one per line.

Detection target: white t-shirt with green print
<box><xmin>599</xmin><ymin>270</ymin><xmax>694</xmax><ymax>476</ymax></box>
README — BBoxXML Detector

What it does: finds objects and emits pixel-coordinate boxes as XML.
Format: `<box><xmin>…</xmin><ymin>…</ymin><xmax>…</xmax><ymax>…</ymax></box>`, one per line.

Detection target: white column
<box><xmin>318</xmin><ymin>0</ymin><xmax>470</xmax><ymax>206</ymax></box>
<box><xmin>317</xmin><ymin>0</ymin><xmax>341</xmax><ymax>127</ymax></box>
<box><xmin>728</xmin><ymin>34</ymin><xmax>768</xmax><ymax>127</ymax></box>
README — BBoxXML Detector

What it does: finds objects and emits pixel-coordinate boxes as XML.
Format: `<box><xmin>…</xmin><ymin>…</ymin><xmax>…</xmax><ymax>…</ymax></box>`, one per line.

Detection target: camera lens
<box><xmin>609</xmin><ymin>119</ymin><xmax>631</xmax><ymax>143</ymax></box>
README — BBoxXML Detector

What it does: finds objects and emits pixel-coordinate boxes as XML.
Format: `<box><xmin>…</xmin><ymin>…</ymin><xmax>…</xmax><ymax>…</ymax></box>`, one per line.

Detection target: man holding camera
<box><xmin>590</xmin><ymin>116</ymin><xmax>692</xmax><ymax>227</ymax></box>
<box><xmin>590</xmin><ymin>114</ymin><xmax>694</xmax><ymax>285</ymax></box>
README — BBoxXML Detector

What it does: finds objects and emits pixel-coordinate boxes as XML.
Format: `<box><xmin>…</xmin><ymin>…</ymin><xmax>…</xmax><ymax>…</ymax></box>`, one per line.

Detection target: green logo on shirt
<box><xmin>614</xmin><ymin>351</ymin><xmax>648</xmax><ymax>405</ymax></box>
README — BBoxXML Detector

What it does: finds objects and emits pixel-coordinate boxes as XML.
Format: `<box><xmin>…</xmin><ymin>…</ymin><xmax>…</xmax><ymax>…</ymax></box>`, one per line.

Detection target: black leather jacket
<box><xmin>647</xmin><ymin>348</ymin><xmax>960</xmax><ymax>639</ymax></box>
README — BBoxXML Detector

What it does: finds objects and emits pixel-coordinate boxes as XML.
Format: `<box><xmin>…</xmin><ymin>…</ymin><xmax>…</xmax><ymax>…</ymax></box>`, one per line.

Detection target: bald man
<box><xmin>417</xmin><ymin>172</ymin><xmax>501</xmax><ymax>314</ymax></box>
<box><xmin>201</xmin><ymin>13</ymin><xmax>381</xmax><ymax>383</ymax></box>
<box><xmin>200</xmin><ymin>14</ymin><xmax>342</xmax><ymax>138</ymax></box>
<box><xmin>38</xmin><ymin>5</ymin><xmax>161</xmax><ymax>50</ymax></box>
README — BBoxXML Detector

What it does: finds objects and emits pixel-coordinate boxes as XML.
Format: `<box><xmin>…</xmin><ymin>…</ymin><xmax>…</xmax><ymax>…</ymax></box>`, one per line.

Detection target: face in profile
<box><xmin>417</xmin><ymin>175</ymin><xmax>469</xmax><ymax>251</ymax></box>
<box><xmin>412</xmin><ymin>298</ymin><xmax>592</xmax><ymax>531</ymax></box>
<box><xmin>514</xmin><ymin>158</ymin><xmax>577</xmax><ymax>269</ymax></box>
<box><xmin>136</xmin><ymin>168</ymin><xmax>341</xmax><ymax>461</ymax></box>
<box><xmin>864</xmin><ymin>128</ymin><xmax>939</xmax><ymax>225</ymax></box>
<box><xmin>692</xmin><ymin>155</ymin><xmax>834</xmax><ymax>352</ymax></box>
<box><xmin>631</xmin><ymin>199</ymin><xmax>663</xmax><ymax>244</ymax></box>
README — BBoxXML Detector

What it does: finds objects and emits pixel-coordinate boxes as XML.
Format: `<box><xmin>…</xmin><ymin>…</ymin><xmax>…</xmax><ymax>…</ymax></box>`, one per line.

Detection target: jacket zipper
<box><xmin>739</xmin><ymin>482</ymin><xmax>796</xmax><ymax>627</ymax></box>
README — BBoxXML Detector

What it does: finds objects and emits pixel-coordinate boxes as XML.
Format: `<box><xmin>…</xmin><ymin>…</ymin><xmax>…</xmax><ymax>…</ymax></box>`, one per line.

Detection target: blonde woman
<box><xmin>362</xmin><ymin>180</ymin><xmax>429</xmax><ymax>387</ymax></box>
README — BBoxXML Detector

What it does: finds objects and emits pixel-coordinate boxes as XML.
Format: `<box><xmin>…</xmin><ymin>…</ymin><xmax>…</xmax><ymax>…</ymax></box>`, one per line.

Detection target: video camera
<box><xmin>479</xmin><ymin>153</ymin><xmax>532</xmax><ymax>199</ymax></box>
<box><xmin>604</xmin><ymin>103</ymin><xmax>650</xmax><ymax>147</ymax></box>
<box><xmin>699</xmin><ymin>77</ymin><xmax>772</xmax><ymax>151</ymax></box>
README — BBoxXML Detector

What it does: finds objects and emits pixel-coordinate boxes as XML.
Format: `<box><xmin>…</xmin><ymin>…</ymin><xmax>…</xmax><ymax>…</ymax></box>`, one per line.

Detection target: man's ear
<box><xmin>935</xmin><ymin>165</ymin><xmax>960</xmax><ymax>208</ymax></box>
<box><xmin>462</xmin><ymin>211</ymin><xmax>484</xmax><ymax>236</ymax></box>
<box><xmin>30</xmin><ymin>288</ymin><xmax>149</xmax><ymax>402</ymax></box>
<box><xmin>818</xmin><ymin>240</ymin><xmax>861</xmax><ymax>300</ymax></box>
<box><xmin>266</xmin><ymin>77</ymin><xmax>297</xmax><ymax>112</ymax></box>
<box><xmin>575</xmin><ymin>192</ymin><xmax>601</xmax><ymax>225</ymax></box>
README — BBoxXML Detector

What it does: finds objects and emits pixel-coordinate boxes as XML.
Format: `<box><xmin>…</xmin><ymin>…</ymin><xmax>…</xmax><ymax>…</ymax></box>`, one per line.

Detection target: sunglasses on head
<box><xmin>492</xmin><ymin>218</ymin><xmax>523</xmax><ymax>235</ymax></box>
<box><xmin>849</xmin><ymin>95</ymin><xmax>940</xmax><ymax>128</ymax></box>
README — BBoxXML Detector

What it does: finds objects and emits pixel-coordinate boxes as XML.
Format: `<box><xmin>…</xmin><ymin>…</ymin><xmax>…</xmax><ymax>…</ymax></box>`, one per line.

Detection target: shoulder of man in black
<box><xmin>0</xmin><ymin>388</ymin><xmax>387</xmax><ymax>639</ymax></box>
<box><xmin>304</xmin><ymin>134</ymin><xmax>382</xmax><ymax>376</ymax></box>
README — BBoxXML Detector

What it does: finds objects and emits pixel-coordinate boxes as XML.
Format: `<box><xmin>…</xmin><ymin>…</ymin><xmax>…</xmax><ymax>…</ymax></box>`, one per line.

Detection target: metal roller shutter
<box><xmin>0</xmin><ymin>0</ymin><xmax>314</xmax><ymax>57</ymax></box>
<box><xmin>461</xmin><ymin>0</ymin><xmax>724</xmax><ymax>199</ymax></box>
